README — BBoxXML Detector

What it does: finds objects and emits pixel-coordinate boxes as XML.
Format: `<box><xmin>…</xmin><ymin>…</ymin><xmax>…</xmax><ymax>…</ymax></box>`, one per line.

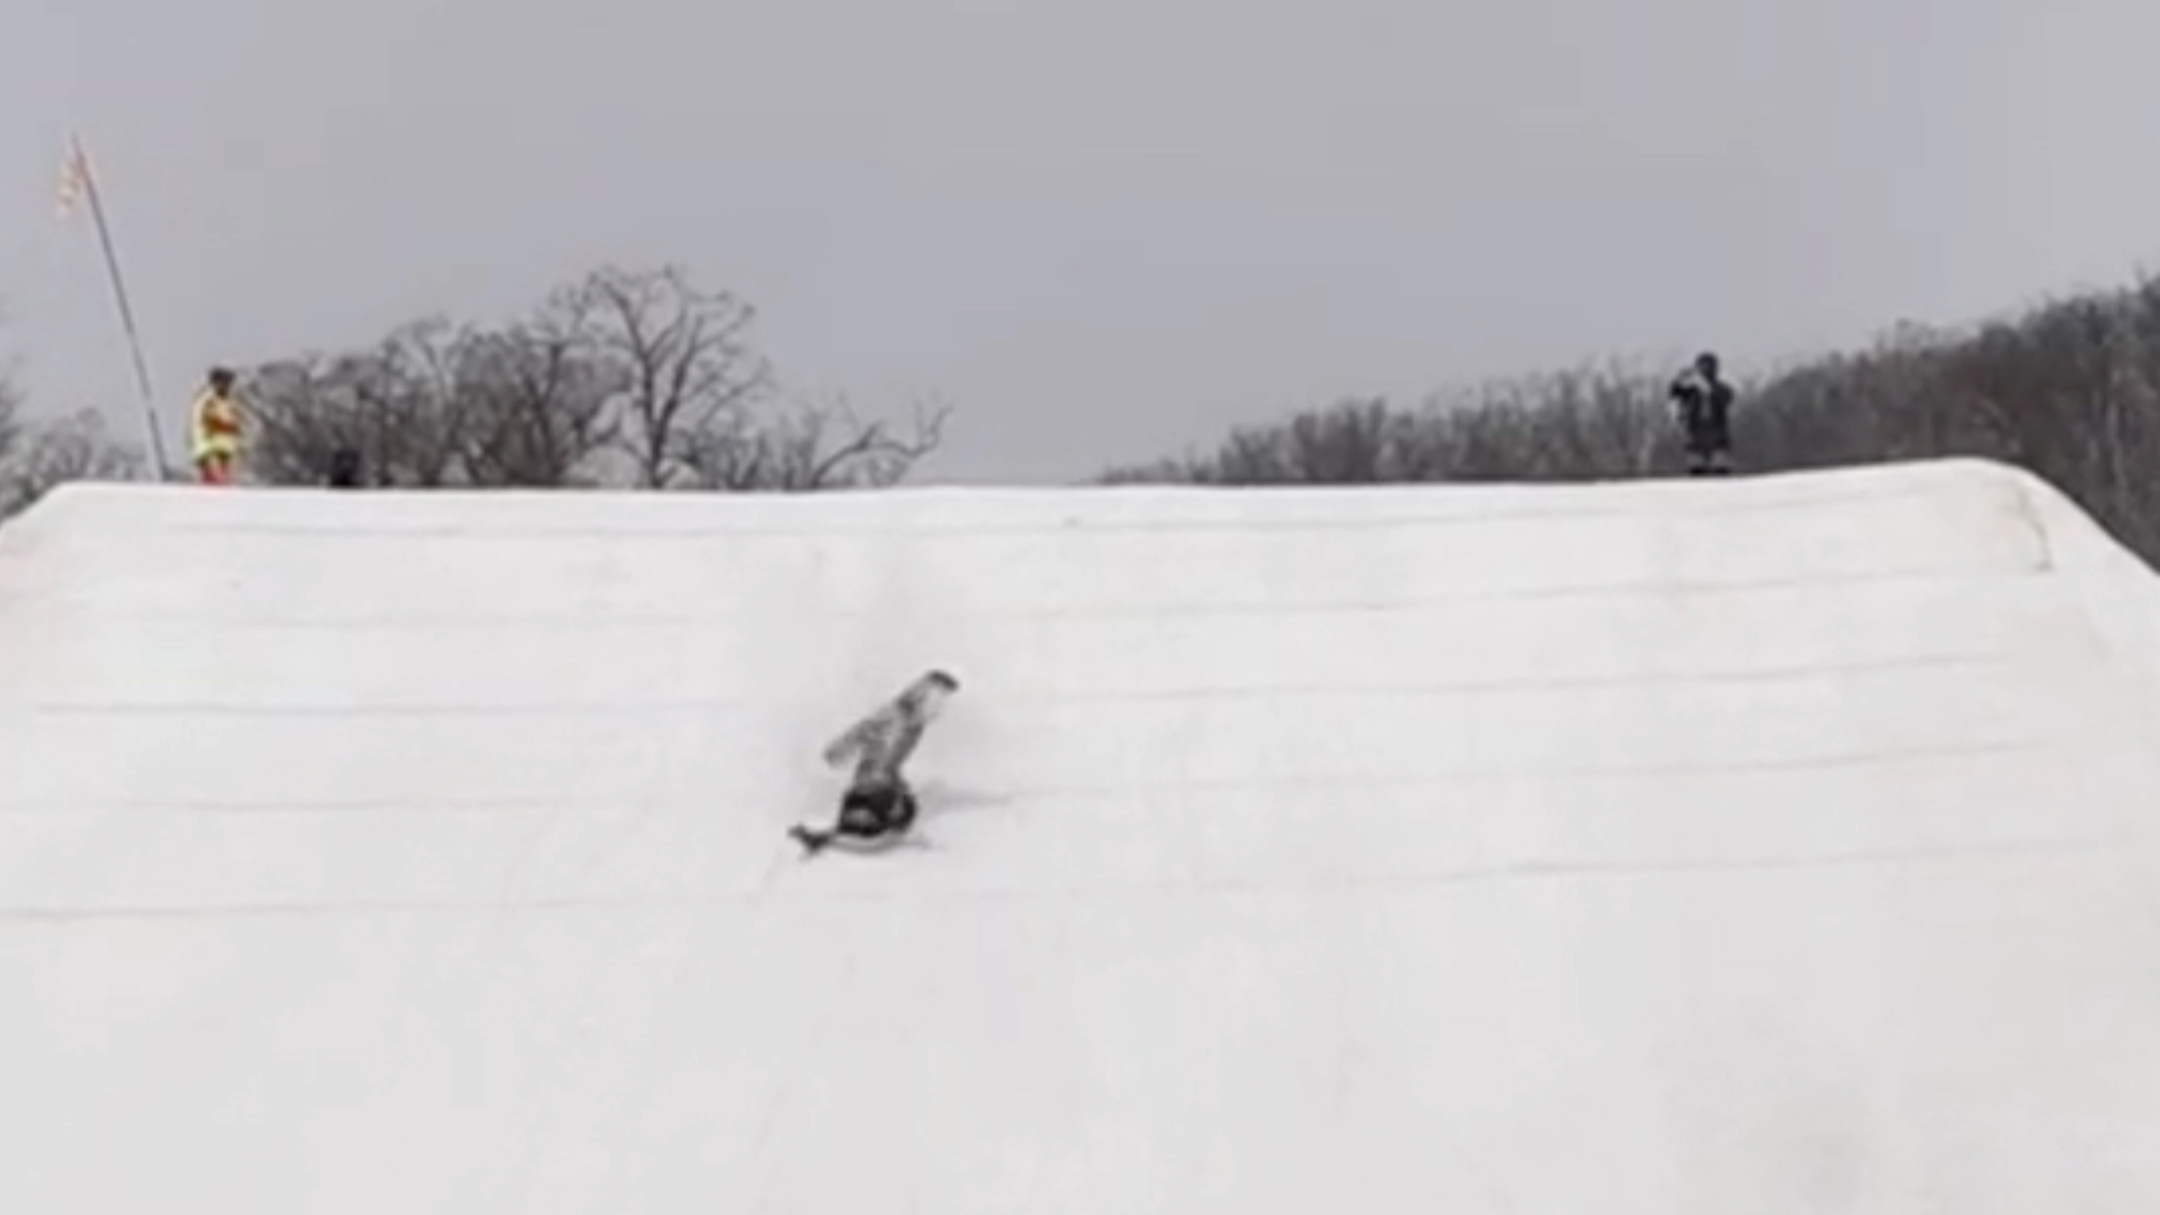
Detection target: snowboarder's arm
<box><xmin>821</xmin><ymin>712</ymin><xmax>879</xmax><ymax>768</ymax></box>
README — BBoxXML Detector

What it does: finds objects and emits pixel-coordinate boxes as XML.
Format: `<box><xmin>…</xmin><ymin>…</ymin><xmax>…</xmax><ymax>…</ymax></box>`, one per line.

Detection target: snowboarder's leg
<box><xmin>888</xmin><ymin>786</ymin><xmax>919</xmax><ymax>833</ymax></box>
<box><xmin>795</xmin><ymin>781</ymin><xmax>923</xmax><ymax>856</ymax></box>
<box><xmin>1697</xmin><ymin>421</ymin><xmax>1733</xmax><ymax>475</ymax></box>
<box><xmin>1686</xmin><ymin>438</ymin><xmax>1723</xmax><ymax>476</ymax></box>
<box><xmin>836</xmin><ymin>786</ymin><xmax>892</xmax><ymax>838</ymax></box>
<box><xmin>839</xmin><ymin>783</ymin><xmax>919</xmax><ymax>844</ymax></box>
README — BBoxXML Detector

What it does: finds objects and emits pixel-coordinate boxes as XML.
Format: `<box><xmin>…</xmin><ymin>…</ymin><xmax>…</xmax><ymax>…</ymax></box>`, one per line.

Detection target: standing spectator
<box><xmin>327</xmin><ymin>446</ymin><xmax>362</xmax><ymax>488</ymax></box>
<box><xmin>190</xmin><ymin>367</ymin><xmax>245</xmax><ymax>485</ymax></box>
<box><xmin>1668</xmin><ymin>351</ymin><xmax>1735</xmax><ymax>475</ymax></box>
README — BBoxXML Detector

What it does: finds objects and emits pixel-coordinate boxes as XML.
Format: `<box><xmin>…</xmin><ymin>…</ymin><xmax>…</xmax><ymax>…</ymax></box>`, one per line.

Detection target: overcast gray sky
<box><xmin>4</xmin><ymin>0</ymin><xmax>2157</xmax><ymax>483</ymax></box>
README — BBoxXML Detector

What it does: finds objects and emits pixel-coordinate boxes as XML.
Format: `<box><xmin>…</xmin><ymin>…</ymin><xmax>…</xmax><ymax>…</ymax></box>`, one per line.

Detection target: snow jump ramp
<box><xmin>2</xmin><ymin>457</ymin><xmax>2159</xmax><ymax>1213</ymax></box>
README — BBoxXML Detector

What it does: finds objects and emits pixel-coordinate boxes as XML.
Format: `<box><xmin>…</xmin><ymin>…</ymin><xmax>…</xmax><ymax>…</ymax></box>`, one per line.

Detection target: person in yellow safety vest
<box><xmin>191</xmin><ymin>367</ymin><xmax>244</xmax><ymax>485</ymax></box>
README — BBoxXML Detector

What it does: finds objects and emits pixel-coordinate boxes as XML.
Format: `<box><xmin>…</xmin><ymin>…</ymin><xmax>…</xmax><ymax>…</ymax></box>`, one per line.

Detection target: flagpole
<box><xmin>62</xmin><ymin>133</ymin><xmax>173</xmax><ymax>480</ymax></box>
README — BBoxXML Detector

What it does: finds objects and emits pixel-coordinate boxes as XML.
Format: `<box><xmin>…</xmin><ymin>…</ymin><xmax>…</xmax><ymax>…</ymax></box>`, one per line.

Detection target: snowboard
<box><xmin>789</xmin><ymin>823</ymin><xmax>927</xmax><ymax>858</ymax></box>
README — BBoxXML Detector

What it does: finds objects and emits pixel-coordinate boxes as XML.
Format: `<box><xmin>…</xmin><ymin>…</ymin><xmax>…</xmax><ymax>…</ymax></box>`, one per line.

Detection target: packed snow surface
<box><xmin>2</xmin><ymin>458</ymin><xmax>2159</xmax><ymax>1213</ymax></box>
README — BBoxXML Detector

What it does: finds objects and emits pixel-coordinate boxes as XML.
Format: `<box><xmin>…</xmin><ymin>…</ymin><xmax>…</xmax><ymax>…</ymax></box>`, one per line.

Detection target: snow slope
<box><xmin>2</xmin><ymin>458</ymin><xmax>2158</xmax><ymax>1213</ymax></box>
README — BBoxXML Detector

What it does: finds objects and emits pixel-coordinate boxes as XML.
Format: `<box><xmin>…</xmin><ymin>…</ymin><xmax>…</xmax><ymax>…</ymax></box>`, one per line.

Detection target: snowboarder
<box><xmin>790</xmin><ymin>669</ymin><xmax>960</xmax><ymax>855</ymax></box>
<box><xmin>1668</xmin><ymin>351</ymin><xmax>1736</xmax><ymax>475</ymax></box>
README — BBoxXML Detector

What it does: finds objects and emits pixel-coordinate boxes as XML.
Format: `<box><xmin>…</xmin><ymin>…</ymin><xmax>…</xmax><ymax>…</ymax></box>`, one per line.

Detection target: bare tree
<box><xmin>367</xmin><ymin>317</ymin><xmax>480</xmax><ymax>486</ymax></box>
<box><xmin>0</xmin><ymin>307</ymin><xmax>24</xmax><ymax>476</ymax></box>
<box><xmin>1283</xmin><ymin>398</ymin><xmax>1395</xmax><ymax>482</ymax></box>
<box><xmin>2107</xmin><ymin>273</ymin><xmax>2160</xmax><ymax>554</ymax></box>
<box><xmin>244</xmin><ymin>353</ymin><xmax>382</xmax><ymax>485</ymax></box>
<box><xmin>245</xmin><ymin>305</ymin><xmax>619</xmax><ymax>489</ymax></box>
<box><xmin>1098</xmin><ymin>269</ymin><xmax>2160</xmax><ymax>568</ymax></box>
<box><xmin>0</xmin><ymin>327</ymin><xmax>138</xmax><ymax>517</ymax></box>
<box><xmin>1100</xmin><ymin>365</ymin><xmax>1680</xmax><ymax>488</ymax></box>
<box><xmin>0</xmin><ymin>364</ymin><xmax>21</xmax><ymax>473</ymax></box>
<box><xmin>1489</xmin><ymin>366</ymin><xmax>1664</xmax><ymax>479</ymax></box>
<box><xmin>577</xmin><ymin>265</ymin><xmax>771</xmax><ymax>488</ymax></box>
<box><xmin>229</xmin><ymin>264</ymin><xmax>951</xmax><ymax>495</ymax></box>
<box><xmin>678</xmin><ymin>394</ymin><xmax>950</xmax><ymax>490</ymax></box>
<box><xmin>457</xmin><ymin>292</ymin><xmax>622</xmax><ymax>487</ymax></box>
<box><xmin>0</xmin><ymin>409</ymin><xmax>143</xmax><ymax>517</ymax></box>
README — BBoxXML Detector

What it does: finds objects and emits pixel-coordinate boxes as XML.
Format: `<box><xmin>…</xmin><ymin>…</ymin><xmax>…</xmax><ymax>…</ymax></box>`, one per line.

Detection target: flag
<box><xmin>56</xmin><ymin>137</ymin><xmax>92</xmax><ymax>220</ymax></box>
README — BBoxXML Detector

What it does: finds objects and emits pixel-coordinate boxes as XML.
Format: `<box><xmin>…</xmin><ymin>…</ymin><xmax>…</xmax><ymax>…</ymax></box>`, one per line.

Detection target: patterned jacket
<box><xmin>822</xmin><ymin>675</ymin><xmax>951</xmax><ymax>791</ymax></box>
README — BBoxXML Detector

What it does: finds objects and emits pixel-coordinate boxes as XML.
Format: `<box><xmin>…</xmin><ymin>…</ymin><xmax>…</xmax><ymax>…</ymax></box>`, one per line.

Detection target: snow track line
<box><xmin>0</xmin><ymin>832</ymin><xmax>2116</xmax><ymax>926</ymax></box>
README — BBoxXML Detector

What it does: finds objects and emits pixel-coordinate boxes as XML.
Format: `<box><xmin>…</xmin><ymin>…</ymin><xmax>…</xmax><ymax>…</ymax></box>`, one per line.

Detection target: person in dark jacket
<box><xmin>327</xmin><ymin>447</ymin><xmax>363</xmax><ymax>488</ymax></box>
<box><xmin>1668</xmin><ymin>352</ymin><xmax>1736</xmax><ymax>475</ymax></box>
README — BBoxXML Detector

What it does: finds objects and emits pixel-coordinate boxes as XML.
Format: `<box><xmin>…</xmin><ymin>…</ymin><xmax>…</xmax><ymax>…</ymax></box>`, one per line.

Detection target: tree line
<box><xmin>0</xmin><ymin>378</ymin><xmax>142</xmax><ymax>519</ymax></box>
<box><xmin>0</xmin><ymin>264</ymin><xmax>948</xmax><ymax>515</ymax></box>
<box><xmin>1099</xmin><ymin>271</ymin><xmax>2160</xmax><ymax>565</ymax></box>
<box><xmin>7</xmin><ymin>261</ymin><xmax>2160</xmax><ymax>570</ymax></box>
<box><xmin>234</xmin><ymin>265</ymin><xmax>949</xmax><ymax>492</ymax></box>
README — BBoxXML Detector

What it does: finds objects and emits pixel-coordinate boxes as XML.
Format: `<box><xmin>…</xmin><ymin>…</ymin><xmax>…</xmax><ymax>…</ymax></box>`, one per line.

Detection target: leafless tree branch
<box><xmin>0</xmin><ymin>409</ymin><xmax>143</xmax><ymax>517</ymax></box>
<box><xmin>578</xmin><ymin>265</ymin><xmax>772</xmax><ymax>488</ymax></box>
